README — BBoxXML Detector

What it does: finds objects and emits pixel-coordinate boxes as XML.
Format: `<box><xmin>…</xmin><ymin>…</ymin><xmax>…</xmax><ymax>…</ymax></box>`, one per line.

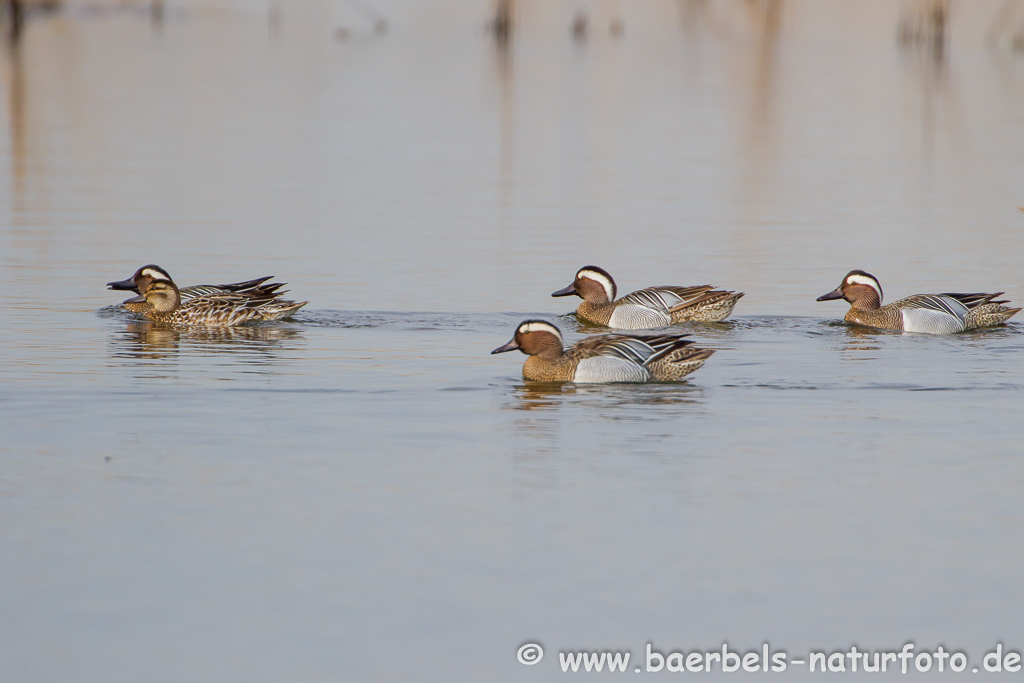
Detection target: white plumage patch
<box><xmin>901</xmin><ymin>307</ymin><xmax>967</xmax><ymax>334</ymax></box>
<box><xmin>607</xmin><ymin>304</ymin><xmax>671</xmax><ymax>330</ymax></box>
<box><xmin>518</xmin><ymin>321</ymin><xmax>562</xmax><ymax>342</ymax></box>
<box><xmin>140</xmin><ymin>267</ymin><xmax>171</xmax><ymax>282</ymax></box>
<box><xmin>845</xmin><ymin>274</ymin><xmax>882</xmax><ymax>302</ymax></box>
<box><xmin>574</xmin><ymin>356</ymin><xmax>650</xmax><ymax>383</ymax></box>
<box><xmin>576</xmin><ymin>268</ymin><xmax>616</xmax><ymax>302</ymax></box>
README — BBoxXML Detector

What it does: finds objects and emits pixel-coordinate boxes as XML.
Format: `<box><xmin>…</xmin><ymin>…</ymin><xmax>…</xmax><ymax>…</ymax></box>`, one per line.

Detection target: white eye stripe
<box><xmin>576</xmin><ymin>269</ymin><xmax>615</xmax><ymax>301</ymax></box>
<box><xmin>846</xmin><ymin>274</ymin><xmax>882</xmax><ymax>301</ymax></box>
<box><xmin>519</xmin><ymin>321</ymin><xmax>562</xmax><ymax>342</ymax></box>
<box><xmin>140</xmin><ymin>268</ymin><xmax>170</xmax><ymax>281</ymax></box>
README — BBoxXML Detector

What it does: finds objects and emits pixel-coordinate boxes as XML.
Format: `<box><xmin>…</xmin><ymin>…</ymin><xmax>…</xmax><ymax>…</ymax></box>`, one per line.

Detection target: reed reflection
<box><xmin>5</xmin><ymin>0</ymin><xmax>23</xmax><ymax>44</ymax></box>
<box><xmin>737</xmin><ymin>0</ymin><xmax>783</xmax><ymax>232</ymax></box>
<box><xmin>490</xmin><ymin>0</ymin><xmax>516</xmax><ymax>223</ymax></box>
<box><xmin>677</xmin><ymin>0</ymin><xmax>785</xmax><ymax>265</ymax></box>
<box><xmin>986</xmin><ymin>0</ymin><xmax>1024</xmax><ymax>50</ymax></box>
<box><xmin>898</xmin><ymin>0</ymin><xmax>956</xmax><ymax>160</ymax></box>
<box><xmin>898</xmin><ymin>0</ymin><xmax>949</xmax><ymax>61</ymax></box>
<box><xmin>5</xmin><ymin>15</ymin><xmax>25</xmax><ymax>211</ymax></box>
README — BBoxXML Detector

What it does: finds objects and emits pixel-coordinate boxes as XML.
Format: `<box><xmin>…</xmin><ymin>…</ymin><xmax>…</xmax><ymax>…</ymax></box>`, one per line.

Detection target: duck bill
<box><xmin>491</xmin><ymin>338</ymin><xmax>520</xmax><ymax>354</ymax></box>
<box><xmin>551</xmin><ymin>283</ymin><xmax>577</xmax><ymax>297</ymax></box>
<box><xmin>107</xmin><ymin>276</ymin><xmax>140</xmax><ymax>292</ymax></box>
<box><xmin>816</xmin><ymin>287</ymin><xmax>845</xmax><ymax>302</ymax></box>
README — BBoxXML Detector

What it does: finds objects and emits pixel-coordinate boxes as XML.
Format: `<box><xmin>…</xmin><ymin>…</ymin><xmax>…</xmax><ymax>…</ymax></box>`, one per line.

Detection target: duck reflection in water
<box><xmin>507</xmin><ymin>380</ymin><xmax>705</xmax><ymax>412</ymax></box>
<box><xmin>817</xmin><ymin>319</ymin><xmax>887</xmax><ymax>360</ymax></box>
<box><xmin>112</xmin><ymin>321</ymin><xmax>304</xmax><ymax>363</ymax></box>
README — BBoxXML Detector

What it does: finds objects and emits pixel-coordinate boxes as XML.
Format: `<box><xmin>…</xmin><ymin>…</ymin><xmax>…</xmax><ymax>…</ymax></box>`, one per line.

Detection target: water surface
<box><xmin>1</xmin><ymin>1</ymin><xmax>1023</xmax><ymax>680</ymax></box>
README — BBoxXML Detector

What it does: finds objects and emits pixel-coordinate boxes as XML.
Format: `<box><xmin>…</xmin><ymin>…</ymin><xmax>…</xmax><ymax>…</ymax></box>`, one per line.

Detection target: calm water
<box><xmin>2</xmin><ymin>1</ymin><xmax>1024</xmax><ymax>680</ymax></box>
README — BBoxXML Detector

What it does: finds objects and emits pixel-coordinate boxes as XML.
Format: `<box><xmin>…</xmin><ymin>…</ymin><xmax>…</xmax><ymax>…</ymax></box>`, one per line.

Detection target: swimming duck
<box><xmin>552</xmin><ymin>265</ymin><xmax>743</xmax><ymax>329</ymax></box>
<box><xmin>107</xmin><ymin>265</ymin><xmax>307</xmax><ymax>326</ymax></box>
<box><xmin>816</xmin><ymin>270</ymin><xmax>1020</xmax><ymax>334</ymax></box>
<box><xmin>108</xmin><ymin>271</ymin><xmax>285</xmax><ymax>314</ymax></box>
<box><xmin>491</xmin><ymin>320</ymin><xmax>714</xmax><ymax>382</ymax></box>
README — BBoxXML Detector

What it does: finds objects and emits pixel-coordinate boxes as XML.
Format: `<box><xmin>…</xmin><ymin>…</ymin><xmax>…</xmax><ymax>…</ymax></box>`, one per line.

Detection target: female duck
<box><xmin>108</xmin><ymin>271</ymin><xmax>285</xmax><ymax>314</ymax></box>
<box><xmin>491</xmin><ymin>320</ymin><xmax>714</xmax><ymax>382</ymax></box>
<box><xmin>816</xmin><ymin>270</ymin><xmax>1020</xmax><ymax>334</ymax></box>
<box><xmin>108</xmin><ymin>265</ymin><xmax>307</xmax><ymax>326</ymax></box>
<box><xmin>552</xmin><ymin>265</ymin><xmax>743</xmax><ymax>329</ymax></box>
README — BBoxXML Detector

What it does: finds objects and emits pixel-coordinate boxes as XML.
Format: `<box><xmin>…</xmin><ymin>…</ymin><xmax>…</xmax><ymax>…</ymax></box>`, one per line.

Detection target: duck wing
<box><xmin>619</xmin><ymin>285</ymin><xmax>715</xmax><ymax>313</ymax></box>
<box><xmin>574</xmin><ymin>334</ymin><xmax>696</xmax><ymax>365</ymax></box>
<box><xmin>180</xmin><ymin>277</ymin><xmax>283</xmax><ymax>301</ymax></box>
<box><xmin>895</xmin><ymin>294</ymin><xmax>970</xmax><ymax>334</ymax></box>
<box><xmin>896</xmin><ymin>294</ymin><xmax>970</xmax><ymax>318</ymax></box>
<box><xmin>938</xmin><ymin>292</ymin><xmax>1009</xmax><ymax>309</ymax></box>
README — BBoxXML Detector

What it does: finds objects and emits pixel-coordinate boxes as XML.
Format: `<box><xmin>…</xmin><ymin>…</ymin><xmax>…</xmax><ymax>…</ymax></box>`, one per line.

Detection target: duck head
<box><xmin>491</xmin><ymin>320</ymin><xmax>565</xmax><ymax>360</ymax></box>
<box><xmin>108</xmin><ymin>265</ymin><xmax>173</xmax><ymax>295</ymax></box>
<box><xmin>816</xmin><ymin>270</ymin><xmax>883</xmax><ymax>310</ymax></box>
<box><xmin>110</xmin><ymin>265</ymin><xmax>181</xmax><ymax>313</ymax></box>
<box><xmin>551</xmin><ymin>266</ymin><xmax>617</xmax><ymax>304</ymax></box>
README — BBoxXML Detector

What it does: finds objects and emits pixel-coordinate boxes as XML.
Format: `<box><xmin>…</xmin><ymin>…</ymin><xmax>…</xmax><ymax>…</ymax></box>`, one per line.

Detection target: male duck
<box><xmin>491</xmin><ymin>320</ymin><xmax>714</xmax><ymax>382</ymax></box>
<box><xmin>107</xmin><ymin>265</ymin><xmax>307</xmax><ymax>326</ymax></box>
<box><xmin>552</xmin><ymin>265</ymin><xmax>743</xmax><ymax>329</ymax></box>
<box><xmin>108</xmin><ymin>271</ymin><xmax>286</xmax><ymax>314</ymax></box>
<box><xmin>816</xmin><ymin>270</ymin><xmax>1020</xmax><ymax>334</ymax></box>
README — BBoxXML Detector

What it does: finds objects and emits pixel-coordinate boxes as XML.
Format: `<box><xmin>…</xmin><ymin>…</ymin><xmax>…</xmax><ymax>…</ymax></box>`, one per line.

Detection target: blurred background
<box><xmin>2</xmin><ymin>0</ymin><xmax>1023</xmax><ymax>313</ymax></box>
<box><xmin>1</xmin><ymin>2</ymin><xmax>1023</xmax><ymax>681</ymax></box>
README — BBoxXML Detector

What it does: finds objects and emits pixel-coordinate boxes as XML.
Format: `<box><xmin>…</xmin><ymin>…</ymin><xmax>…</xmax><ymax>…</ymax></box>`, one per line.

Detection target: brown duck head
<box><xmin>551</xmin><ymin>266</ymin><xmax>617</xmax><ymax>304</ymax></box>
<box><xmin>491</xmin><ymin>320</ymin><xmax>565</xmax><ymax>360</ymax></box>
<box><xmin>816</xmin><ymin>270</ymin><xmax>883</xmax><ymax>310</ymax></box>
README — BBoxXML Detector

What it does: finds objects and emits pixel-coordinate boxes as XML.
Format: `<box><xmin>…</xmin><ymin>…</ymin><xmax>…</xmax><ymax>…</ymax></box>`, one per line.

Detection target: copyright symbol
<box><xmin>517</xmin><ymin>642</ymin><xmax>543</xmax><ymax>665</ymax></box>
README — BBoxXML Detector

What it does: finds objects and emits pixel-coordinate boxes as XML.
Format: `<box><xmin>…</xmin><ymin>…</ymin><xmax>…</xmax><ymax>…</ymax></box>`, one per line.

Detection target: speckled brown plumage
<box><xmin>645</xmin><ymin>343</ymin><xmax>716</xmax><ymax>381</ymax></box>
<box><xmin>143</xmin><ymin>291</ymin><xmax>307</xmax><ymax>326</ymax></box>
<box><xmin>109</xmin><ymin>265</ymin><xmax>307</xmax><ymax>327</ymax></box>
<box><xmin>118</xmin><ymin>277</ymin><xmax>285</xmax><ymax>314</ymax></box>
<box><xmin>667</xmin><ymin>289</ymin><xmax>745</xmax><ymax>323</ymax></box>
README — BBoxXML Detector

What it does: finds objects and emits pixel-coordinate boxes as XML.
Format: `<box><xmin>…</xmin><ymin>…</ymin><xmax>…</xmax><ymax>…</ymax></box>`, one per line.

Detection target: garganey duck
<box><xmin>491</xmin><ymin>320</ymin><xmax>714</xmax><ymax>382</ymax></box>
<box><xmin>107</xmin><ymin>265</ymin><xmax>307</xmax><ymax>326</ymax></box>
<box><xmin>816</xmin><ymin>270</ymin><xmax>1020</xmax><ymax>334</ymax></box>
<box><xmin>108</xmin><ymin>270</ymin><xmax>286</xmax><ymax>314</ymax></box>
<box><xmin>552</xmin><ymin>265</ymin><xmax>743</xmax><ymax>329</ymax></box>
